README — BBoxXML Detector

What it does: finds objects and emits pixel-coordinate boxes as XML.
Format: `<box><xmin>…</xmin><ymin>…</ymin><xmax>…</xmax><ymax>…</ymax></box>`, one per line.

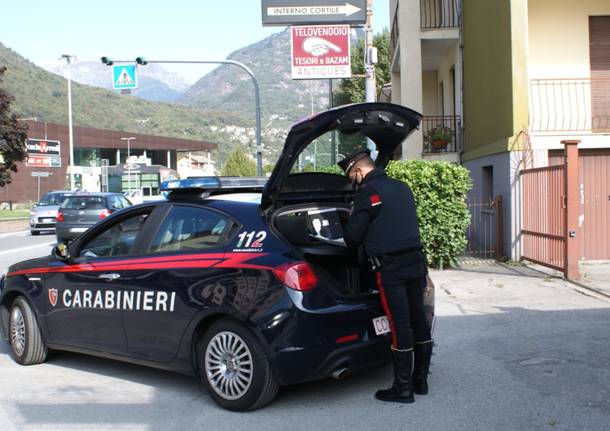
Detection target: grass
<box><xmin>0</xmin><ymin>210</ymin><xmax>30</xmax><ymax>219</ymax></box>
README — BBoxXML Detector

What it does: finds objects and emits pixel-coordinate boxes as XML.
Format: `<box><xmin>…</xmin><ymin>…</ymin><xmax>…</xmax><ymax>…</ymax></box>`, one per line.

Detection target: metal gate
<box><xmin>465</xmin><ymin>195</ymin><xmax>504</xmax><ymax>259</ymax></box>
<box><xmin>520</xmin><ymin>165</ymin><xmax>566</xmax><ymax>271</ymax></box>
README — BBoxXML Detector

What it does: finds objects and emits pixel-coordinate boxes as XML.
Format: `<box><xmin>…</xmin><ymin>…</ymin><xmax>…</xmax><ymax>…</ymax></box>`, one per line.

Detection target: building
<box><xmin>1</xmin><ymin>120</ymin><xmax>217</xmax><ymax>203</ymax></box>
<box><xmin>390</xmin><ymin>0</ymin><xmax>610</xmax><ymax>261</ymax></box>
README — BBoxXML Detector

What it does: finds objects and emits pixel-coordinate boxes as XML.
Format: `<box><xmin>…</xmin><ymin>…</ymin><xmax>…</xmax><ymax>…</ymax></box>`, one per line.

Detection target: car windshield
<box><xmin>62</xmin><ymin>196</ymin><xmax>106</xmax><ymax>210</ymax></box>
<box><xmin>37</xmin><ymin>193</ymin><xmax>70</xmax><ymax>206</ymax></box>
<box><xmin>290</xmin><ymin>130</ymin><xmax>369</xmax><ymax>175</ymax></box>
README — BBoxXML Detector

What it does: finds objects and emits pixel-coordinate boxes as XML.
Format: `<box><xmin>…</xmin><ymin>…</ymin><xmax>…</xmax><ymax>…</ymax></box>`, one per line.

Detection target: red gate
<box><xmin>520</xmin><ymin>141</ymin><xmax>580</xmax><ymax>279</ymax></box>
<box><xmin>521</xmin><ymin>165</ymin><xmax>566</xmax><ymax>271</ymax></box>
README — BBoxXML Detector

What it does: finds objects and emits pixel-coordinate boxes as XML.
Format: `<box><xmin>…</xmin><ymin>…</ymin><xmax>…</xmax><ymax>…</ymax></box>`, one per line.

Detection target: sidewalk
<box><xmin>579</xmin><ymin>261</ymin><xmax>610</xmax><ymax>297</ymax></box>
<box><xmin>0</xmin><ymin>219</ymin><xmax>28</xmax><ymax>234</ymax></box>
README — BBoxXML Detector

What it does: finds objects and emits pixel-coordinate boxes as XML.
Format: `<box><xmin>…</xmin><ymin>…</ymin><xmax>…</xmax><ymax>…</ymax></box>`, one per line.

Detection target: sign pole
<box><xmin>61</xmin><ymin>54</ymin><xmax>76</xmax><ymax>191</ymax></box>
<box><xmin>37</xmin><ymin>176</ymin><xmax>41</xmax><ymax>202</ymax></box>
<box><xmin>364</xmin><ymin>0</ymin><xmax>376</xmax><ymax>155</ymax></box>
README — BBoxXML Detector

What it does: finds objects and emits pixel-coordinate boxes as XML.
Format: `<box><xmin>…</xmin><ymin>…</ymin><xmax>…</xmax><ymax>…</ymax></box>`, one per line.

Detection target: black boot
<box><xmin>413</xmin><ymin>341</ymin><xmax>433</xmax><ymax>395</ymax></box>
<box><xmin>375</xmin><ymin>348</ymin><xmax>414</xmax><ymax>403</ymax></box>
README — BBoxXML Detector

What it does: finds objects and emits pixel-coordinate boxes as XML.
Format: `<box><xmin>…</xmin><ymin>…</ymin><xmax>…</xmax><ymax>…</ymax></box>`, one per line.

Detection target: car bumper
<box><xmin>55</xmin><ymin>224</ymin><xmax>92</xmax><ymax>240</ymax></box>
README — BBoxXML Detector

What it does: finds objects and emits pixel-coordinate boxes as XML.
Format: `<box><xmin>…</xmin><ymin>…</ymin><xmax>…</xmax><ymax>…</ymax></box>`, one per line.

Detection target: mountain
<box><xmin>0</xmin><ymin>42</ymin><xmax>249</xmax><ymax>163</ymax></box>
<box><xmin>180</xmin><ymin>28</ymin><xmax>363</xmax><ymax>161</ymax></box>
<box><xmin>46</xmin><ymin>61</ymin><xmax>189</xmax><ymax>103</ymax></box>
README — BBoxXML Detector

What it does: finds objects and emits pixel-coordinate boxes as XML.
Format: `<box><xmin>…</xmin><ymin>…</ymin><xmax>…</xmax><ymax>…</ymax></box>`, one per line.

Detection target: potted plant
<box><xmin>425</xmin><ymin>125</ymin><xmax>453</xmax><ymax>151</ymax></box>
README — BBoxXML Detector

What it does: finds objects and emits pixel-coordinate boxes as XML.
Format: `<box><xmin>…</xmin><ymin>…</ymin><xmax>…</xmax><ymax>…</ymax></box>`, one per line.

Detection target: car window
<box><xmin>120</xmin><ymin>196</ymin><xmax>131</xmax><ymax>207</ymax></box>
<box><xmin>149</xmin><ymin>206</ymin><xmax>231</xmax><ymax>253</ymax></box>
<box><xmin>78</xmin><ymin>212</ymin><xmax>150</xmax><ymax>258</ymax></box>
<box><xmin>109</xmin><ymin>195</ymin><xmax>124</xmax><ymax>210</ymax></box>
<box><xmin>290</xmin><ymin>130</ymin><xmax>369</xmax><ymax>175</ymax></box>
<box><xmin>38</xmin><ymin>192</ymin><xmax>70</xmax><ymax>206</ymax></box>
<box><xmin>63</xmin><ymin>196</ymin><xmax>106</xmax><ymax>210</ymax></box>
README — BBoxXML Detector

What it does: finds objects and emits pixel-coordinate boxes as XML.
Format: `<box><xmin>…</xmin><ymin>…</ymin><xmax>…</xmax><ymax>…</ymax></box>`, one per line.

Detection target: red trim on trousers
<box><xmin>376</xmin><ymin>271</ymin><xmax>398</xmax><ymax>349</ymax></box>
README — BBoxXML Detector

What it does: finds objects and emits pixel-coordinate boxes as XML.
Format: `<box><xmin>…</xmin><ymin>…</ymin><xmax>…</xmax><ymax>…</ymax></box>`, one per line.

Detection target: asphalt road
<box><xmin>0</xmin><ymin>230</ymin><xmax>57</xmax><ymax>274</ymax></box>
<box><xmin>0</xmin><ymin>233</ymin><xmax>609</xmax><ymax>430</ymax></box>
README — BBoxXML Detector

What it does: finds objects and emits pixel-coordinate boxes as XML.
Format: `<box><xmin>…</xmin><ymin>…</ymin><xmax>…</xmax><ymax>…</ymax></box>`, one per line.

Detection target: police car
<box><xmin>0</xmin><ymin>103</ymin><xmax>434</xmax><ymax>411</ymax></box>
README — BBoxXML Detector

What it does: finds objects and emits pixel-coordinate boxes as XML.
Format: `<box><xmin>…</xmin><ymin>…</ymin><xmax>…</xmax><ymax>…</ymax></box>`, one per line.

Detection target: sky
<box><xmin>0</xmin><ymin>0</ymin><xmax>390</xmax><ymax>83</ymax></box>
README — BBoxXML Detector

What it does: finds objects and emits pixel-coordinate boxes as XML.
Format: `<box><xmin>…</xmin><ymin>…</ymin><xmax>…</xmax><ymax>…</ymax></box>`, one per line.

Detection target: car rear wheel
<box><xmin>197</xmin><ymin>319</ymin><xmax>279</xmax><ymax>411</ymax></box>
<box><xmin>9</xmin><ymin>296</ymin><xmax>47</xmax><ymax>365</ymax></box>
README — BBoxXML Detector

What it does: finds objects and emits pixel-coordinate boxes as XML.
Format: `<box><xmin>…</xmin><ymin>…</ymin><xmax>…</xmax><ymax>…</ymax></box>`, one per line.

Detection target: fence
<box><xmin>422</xmin><ymin>115</ymin><xmax>461</xmax><ymax>154</ymax></box>
<box><xmin>420</xmin><ymin>0</ymin><xmax>460</xmax><ymax>29</ymax></box>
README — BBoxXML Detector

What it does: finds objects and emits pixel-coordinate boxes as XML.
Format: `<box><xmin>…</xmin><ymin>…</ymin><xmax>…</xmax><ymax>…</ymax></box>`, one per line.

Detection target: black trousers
<box><xmin>376</xmin><ymin>270</ymin><xmax>431</xmax><ymax>350</ymax></box>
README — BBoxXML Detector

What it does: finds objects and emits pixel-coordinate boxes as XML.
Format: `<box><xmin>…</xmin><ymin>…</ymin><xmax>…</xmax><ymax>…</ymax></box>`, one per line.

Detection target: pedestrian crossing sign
<box><xmin>112</xmin><ymin>64</ymin><xmax>138</xmax><ymax>90</ymax></box>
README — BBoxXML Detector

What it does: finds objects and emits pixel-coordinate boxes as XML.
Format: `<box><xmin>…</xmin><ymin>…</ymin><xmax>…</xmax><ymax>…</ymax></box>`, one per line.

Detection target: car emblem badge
<box><xmin>48</xmin><ymin>288</ymin><xmax>58</xmax><ymax>307</ymax></box>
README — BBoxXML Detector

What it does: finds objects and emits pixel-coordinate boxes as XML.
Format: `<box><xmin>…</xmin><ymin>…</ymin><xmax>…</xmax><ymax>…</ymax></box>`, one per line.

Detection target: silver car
<box><xmin>29</xmin><ymin>190</ymin><xmax>74</xmax><ymax>235</ymax></box>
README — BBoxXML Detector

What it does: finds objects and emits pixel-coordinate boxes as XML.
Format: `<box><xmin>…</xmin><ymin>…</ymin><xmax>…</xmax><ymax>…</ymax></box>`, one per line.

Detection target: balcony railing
<box><xmin>528</xmin><ymin>78</ymin><xmax>610</xmax><ymax>133</ymax></box>
<box><xmin>420</xmin><ymin>0</ymin><xmax>461</xmax><ymax>29</ymax></box>
<box><xmin>422</xmin><ymin>115</ymin><xmax>461</xmax><ymax>154</ymax></box>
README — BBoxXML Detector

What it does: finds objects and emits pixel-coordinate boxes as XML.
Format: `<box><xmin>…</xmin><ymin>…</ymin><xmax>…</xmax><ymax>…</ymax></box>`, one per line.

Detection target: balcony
<box><xmin>422</xmin><ymin>115</ymin><xmax>462</xmax><ymax>154</ymax></box>
<box><xmin>420</xmin><ymin>0</ymin><xmax>461</xmax><ymax>29</ymax></box>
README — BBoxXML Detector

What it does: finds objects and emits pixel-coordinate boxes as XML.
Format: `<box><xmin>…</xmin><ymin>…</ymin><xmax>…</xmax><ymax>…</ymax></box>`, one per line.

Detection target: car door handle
<box><xmin>98</xmin><ymin>273</ymin><xmax>121</xmax><ymax>281</ymax></box>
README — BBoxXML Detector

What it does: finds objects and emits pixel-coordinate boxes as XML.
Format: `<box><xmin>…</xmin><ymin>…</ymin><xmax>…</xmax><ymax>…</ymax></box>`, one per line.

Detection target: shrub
<box><xmin>386</xmin><ymin>160</ymin><xmax>472</xmax><ymax>269</ymax></box>
<box><xmin>220</xmin><ymin>147</ymin><xmax>256</xmax><ymax>177</ymax></box>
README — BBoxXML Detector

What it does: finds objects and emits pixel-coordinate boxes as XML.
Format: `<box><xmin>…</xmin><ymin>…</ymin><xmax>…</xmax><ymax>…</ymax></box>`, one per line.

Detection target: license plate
<box><xmin>373</xmin><ymin>316</ymin><xmax>391</xmax><ymax>336</ymax></box>
<box><xmin>70</xmin><ymin>227</ymin><xmax>88</xmax><ymax>233</ymax></box>
<box><xmin>42</xmin><ymin>218</ymin><xmax>54</xmax><ymax>222</ymax></box>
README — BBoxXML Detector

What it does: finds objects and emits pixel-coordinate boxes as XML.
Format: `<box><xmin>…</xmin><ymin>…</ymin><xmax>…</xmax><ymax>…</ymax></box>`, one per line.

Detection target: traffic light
<box><xmin>100</xmin><ymin>56</ymin><xmax>113</xmax><ymax>66</ymax></box>
<box><xmin>135</xmin><ymin>57</ymin><xmax>148</xmax><ymax>65</ymax></box>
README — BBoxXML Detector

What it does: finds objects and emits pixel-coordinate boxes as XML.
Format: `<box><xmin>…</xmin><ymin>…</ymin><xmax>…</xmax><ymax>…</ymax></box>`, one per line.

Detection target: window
<box><xmin>150</xmin><ymin>206</ymin><xmax>231</xmax><ymax>253</ymax></box>
<box><xmin>78</xmin><ymin>212</ymin><xmax>150</xmax><ymax>259</ymax></box>
<box><xmin>109</xmin><ymin>195</ymin><xmax>125</xmax><ymax>210</ymax></box>
<box><xmin>62</xmin><ymin>196</ymin><xmax>106</xmax><ymax>210</ymax></box>
<box><xmin>38</xmin><ymin>192</ymin><xmax>71</xmax><ymax>206</ymax></box>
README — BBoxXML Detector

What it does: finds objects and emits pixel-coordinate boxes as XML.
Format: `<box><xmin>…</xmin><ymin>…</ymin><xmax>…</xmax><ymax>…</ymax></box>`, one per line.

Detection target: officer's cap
<box><xmin>337</xmin><ymin>149</ymin><xmax>371</xmax><ymax>175</ymax></box>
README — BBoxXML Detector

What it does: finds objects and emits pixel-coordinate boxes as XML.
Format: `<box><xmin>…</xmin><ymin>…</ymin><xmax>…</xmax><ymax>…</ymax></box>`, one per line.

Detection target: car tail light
<box><xmin>56</xmin><ymin>211</ymin><xmax>64</xmax><ymax>222</ymax></box>
<box><xmin>273</xmin><ymin>261</ymin><xmax>318</xmax><ymax>292</ymax></box>
<box><xmin>99</xmin><ymin>209</ymin><xmax>110</xmax><ymax>219</ymax></box>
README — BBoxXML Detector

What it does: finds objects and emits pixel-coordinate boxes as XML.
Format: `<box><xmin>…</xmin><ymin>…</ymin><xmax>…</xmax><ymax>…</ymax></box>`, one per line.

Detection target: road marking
<box><xmin>0</xmin><ymin>241</ymin><xmax>55</xmax><ymax>256</ymax></box>
<box><xmin>0</xmin><ymin>230</ymin><xmax>30</xmax><ymax>239</ymax></box>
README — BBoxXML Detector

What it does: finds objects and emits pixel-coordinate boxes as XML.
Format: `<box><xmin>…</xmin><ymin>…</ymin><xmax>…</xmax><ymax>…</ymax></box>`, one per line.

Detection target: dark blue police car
<box><xmin>0</xmin><ymin>103</ymin><xmax>434</xmax><ymax>411</ymax></box>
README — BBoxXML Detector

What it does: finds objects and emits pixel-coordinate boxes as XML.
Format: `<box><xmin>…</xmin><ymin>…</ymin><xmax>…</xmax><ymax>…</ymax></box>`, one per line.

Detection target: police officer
<box><xmin>339</xmin><ymin>149</ymin><xmax>433</xmax><ymax>404</ymax></box>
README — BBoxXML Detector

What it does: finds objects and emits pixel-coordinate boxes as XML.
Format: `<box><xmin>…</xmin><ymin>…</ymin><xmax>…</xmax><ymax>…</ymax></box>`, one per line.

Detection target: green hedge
<box><xmin>386</xmin><ymin>160</ymin><xmax>472</xmax><ymax>269</ymax></box>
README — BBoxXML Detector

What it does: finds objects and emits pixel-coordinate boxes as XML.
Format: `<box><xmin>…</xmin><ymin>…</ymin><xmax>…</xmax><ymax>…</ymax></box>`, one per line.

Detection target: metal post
<box><xmin>329</xmin><ymin>78</ymin><xmax>336</xmax><ymax>165</ymax></box>
<box><xmin>37</xmin><ymin>176</ymin><xmax>41</xmax><ymax>202</ymax></box>
<box><xmin>364</xmin><ymin>0</ymin><xmax>377</xmax><ymax>156</ymax></box>
<box><xmin>563</xmin><ymin>140</ymin><xmax>580</xmax><ymax>280</ymax></box>
<box><xmin>61</xmin><ymin>54</ymin><xmax>76</xmax><ymax>191</ymax></box>
<box><xmin>121</xmin><ymin>137</ymin><xmax>135</xmax><ymax>195</ymax></box>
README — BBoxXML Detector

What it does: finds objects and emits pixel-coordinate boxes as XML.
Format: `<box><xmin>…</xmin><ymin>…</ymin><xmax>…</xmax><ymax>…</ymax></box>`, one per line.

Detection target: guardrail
<box><xmin>422</xmin><ymin>115</ymin><xmax>461</xmax><ymax>153</ymax></box>
<box><xmin>420</xmin><ymin>0</ymin><xmax>460</xmax><ymax>29</ymax></box>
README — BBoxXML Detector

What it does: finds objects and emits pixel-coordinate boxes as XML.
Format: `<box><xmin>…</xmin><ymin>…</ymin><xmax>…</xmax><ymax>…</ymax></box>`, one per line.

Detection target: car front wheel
<box><xmin>9</xmin><ymin>296</ymin><xmax>47</xmax><ymax>365</ymax></box>
<box><xmin>197</xmin><ymin>319</ymin><xmax>279</xmax><ymax>411</ymax></box>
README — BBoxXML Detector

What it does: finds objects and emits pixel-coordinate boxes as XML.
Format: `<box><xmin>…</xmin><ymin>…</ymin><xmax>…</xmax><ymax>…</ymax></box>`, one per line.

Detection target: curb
<box><xmin>0</xmin><ymin>217</ymin><xmax>29</xmax><ymax>222</ymax></box>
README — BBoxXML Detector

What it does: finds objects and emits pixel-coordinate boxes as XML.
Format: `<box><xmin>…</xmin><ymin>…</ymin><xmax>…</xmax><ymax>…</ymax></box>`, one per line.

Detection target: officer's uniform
<box><xmin>340</xmin><ymin>150</ymin><xmax>433</xmax><ymax>403</ymax></box>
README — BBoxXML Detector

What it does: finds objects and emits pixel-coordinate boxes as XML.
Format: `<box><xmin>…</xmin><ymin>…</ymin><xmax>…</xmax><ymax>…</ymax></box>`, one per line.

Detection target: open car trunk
<box><xmin>265</xmin><ymin>103</ymin><xmax>423</xmax><ymax>298</ymax></box>
<box><xmin>272</xmin><ymin>203</ymin><xmax>376</xmax><ymax>298</ymax></box>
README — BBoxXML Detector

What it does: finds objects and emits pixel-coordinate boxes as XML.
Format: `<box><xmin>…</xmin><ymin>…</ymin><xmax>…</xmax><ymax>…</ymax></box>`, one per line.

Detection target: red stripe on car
<box><xmin>376</xmin><ymin>272</ymin><xmax>397</xmax><ymax>349</ymax></box>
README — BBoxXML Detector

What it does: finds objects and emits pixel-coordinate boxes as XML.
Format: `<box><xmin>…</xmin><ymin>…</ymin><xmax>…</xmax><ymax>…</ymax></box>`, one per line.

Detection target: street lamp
<box><xmin>60</xmin><ymin>54</ymin><xmax>76</xmax><ymax>190</ymax></box>
<box><xmin>102</xmin><ymin>56</ymin><xmax>264</xmax><ymax>176</ymax></box>
<box><xmin>121</xmin><ymin>137</ymin><xmax>135</xmax><ymax>195</ymax></box>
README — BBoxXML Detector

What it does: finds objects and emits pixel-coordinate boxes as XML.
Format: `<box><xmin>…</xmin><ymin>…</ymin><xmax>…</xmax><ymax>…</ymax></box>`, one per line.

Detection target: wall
<box><xmin>422</xmin><ymin>71</ymin><xmax>439</xmax><ymax>115</ymax></box>
<box><xmin>528</xmin><ymin>0</ymin><xmax>609</xmax><ymax>79</ymax></box>
<box><xmin>462</xmin><ymin>0</ymin><xmax>529</xmax><ymax>161</ymax></box>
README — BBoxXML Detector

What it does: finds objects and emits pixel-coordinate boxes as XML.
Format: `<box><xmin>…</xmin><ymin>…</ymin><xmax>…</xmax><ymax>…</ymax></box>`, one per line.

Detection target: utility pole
<box><xmin>61</xmin><ymin>54</ymin><xmax>76</xmax><ymax>190</ymax></box>
<box><xmin>121</xmin><ymin>137</ymin><xmax>135</xmax><ymax>195</ymax></box>
<box><xmin>364</xmin><ymin>0</ymin><xmax>377</xmax><ymax>156</ymax></box>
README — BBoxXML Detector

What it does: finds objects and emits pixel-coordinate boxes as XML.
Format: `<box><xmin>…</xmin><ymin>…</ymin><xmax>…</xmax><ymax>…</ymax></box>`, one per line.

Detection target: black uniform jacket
<box><xmin>344</xmin><ymin>168</ymin><xmax>423</xmax><ymax>258</ymax></box>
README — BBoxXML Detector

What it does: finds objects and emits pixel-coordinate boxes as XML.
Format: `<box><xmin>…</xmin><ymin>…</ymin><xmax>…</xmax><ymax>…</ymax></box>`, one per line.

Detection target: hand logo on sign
<box><xmin>303</xmin><ymin>37</ymin><xmax>343</xmax><ymax>57</ymax></box>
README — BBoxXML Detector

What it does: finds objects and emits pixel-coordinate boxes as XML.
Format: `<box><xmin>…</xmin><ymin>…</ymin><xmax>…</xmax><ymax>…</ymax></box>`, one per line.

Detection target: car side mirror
<box><xmin>52</xmin><ymin>243</ymin><xmax>71</xmax><ymax>261</ymax></box>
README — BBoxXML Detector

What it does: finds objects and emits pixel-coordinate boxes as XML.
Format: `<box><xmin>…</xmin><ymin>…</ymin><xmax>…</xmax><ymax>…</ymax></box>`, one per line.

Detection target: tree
<box><xmin>334</xmin><ymin>29</ymin><xmax>391</xmax><ymax>106</ymax></box>
<box><xmin>220</xmin><ymin>147</ymin><xmax>257</xmax><ymax>176</ymax></box>
<box><xmin>0</xmin><ymin>67</ymin><xmax>28</xmax><ymax>187</ymax></box>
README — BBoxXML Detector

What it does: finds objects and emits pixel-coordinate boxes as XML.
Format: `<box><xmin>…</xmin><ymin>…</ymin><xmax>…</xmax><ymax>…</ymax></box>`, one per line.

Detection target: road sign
<box><xmin>262</xmin><ymin>0</ymin><xmax>366</xmax><ymax>26</ymax></box>
<box><xmin>31</xmin><ymin>171</ymin><xmax>50</xmax><ymax>178</ymax></box>
<box><xmin>26</xmin><ymin>139</ymin><xmax>61</xmax><ymax>168</ymax></box>
<box><xmin>291</xmin><ymin>25</ymin><xmax>351</xmax><ymax>79</ymax></box>
<box><xmin>113</xmin><ymin>64</ymin><xmax>138</xmax><ymax>90</ymax></box>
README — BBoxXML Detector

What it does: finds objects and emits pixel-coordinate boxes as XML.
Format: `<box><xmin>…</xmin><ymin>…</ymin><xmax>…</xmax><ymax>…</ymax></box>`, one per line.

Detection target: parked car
<box><xmin>1</xmin><ymin>103</ymin><xmax>434</xmax><ymax>412</ymax></box>
<box><xmin>55</xmin><ymin>192</ymin><xmax>132</xmax><ymax>242</ymax></box>
<box><xmin>29</xmin><ymin>190</ymin><xmax>74</xmax><ymax>235</ymax></box>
